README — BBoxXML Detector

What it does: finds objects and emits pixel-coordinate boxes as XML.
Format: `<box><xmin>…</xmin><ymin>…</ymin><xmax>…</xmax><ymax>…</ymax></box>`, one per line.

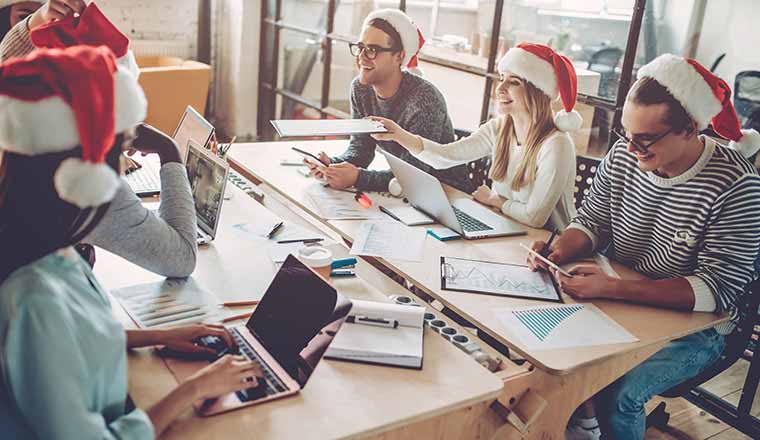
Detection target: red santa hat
<box><xmin>29</xmin><ymin>3</ymin><xmax>140</xmax><ymax>78</ymax></box>
<box><xmin>498</xmin><ymin>43</ymin><xmax>582</xmax><ymax>133</ymax></box>
<box><xmin>363</xmin><ymin>9</ymin><xmax>425</xmax><ymax>76</ymax></box>
<box><xmin>0</xmin><ymin>45</ymin><xmax>147</xmax><ymax>208</ymax></box>
<box><xmin>636</xmin><ymin>54</ymin><xmax>760</xmax><ymax>158</ymax></box>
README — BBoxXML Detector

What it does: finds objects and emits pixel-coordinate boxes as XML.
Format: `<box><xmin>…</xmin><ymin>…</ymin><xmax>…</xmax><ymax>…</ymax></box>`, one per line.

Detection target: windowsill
<box><xmin>537</xmin><ymin>9</ymin><xmax>632</xmax><ymax>22</ymax></box>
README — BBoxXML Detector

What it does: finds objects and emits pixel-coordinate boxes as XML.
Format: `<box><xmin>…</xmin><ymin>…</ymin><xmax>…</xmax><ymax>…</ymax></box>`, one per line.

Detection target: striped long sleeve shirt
<box><xmin>568</xmin><ymin>137</ymin><xmax>760</xmax><ymax>333</ymax></box>
<box><xmin>0</xmin><ymin>16</ymin><xmax>34</xmax><ymax>62</ymax></box>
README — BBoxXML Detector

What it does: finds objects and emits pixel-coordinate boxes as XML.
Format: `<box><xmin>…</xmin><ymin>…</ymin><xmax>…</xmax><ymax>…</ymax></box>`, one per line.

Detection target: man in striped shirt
<box><xmin>530</xmin><ymin>54</ymin><xmax>760</xmax><ymax>439</ymax></box>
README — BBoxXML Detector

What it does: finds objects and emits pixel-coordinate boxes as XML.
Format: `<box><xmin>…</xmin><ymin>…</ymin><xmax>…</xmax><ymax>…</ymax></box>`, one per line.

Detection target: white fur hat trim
<box><xmin>636</xmin><ymin>54</ymin><xmax>722</xmax><ymax>130</ymax></box>
<box><xmin>729</xmin><ymin>129</ymin><xmax>760</xmax><ymax>158</ymax></box>
<box><xmin>363</xmin><ymin>9</ymin><xmax>420</xmax><ymax>67</ymax></box>
<box><xmin>0</xmin><ymin>67</ymin><xmax>146</xmax><ymax>156</ymax></box>
<box><xmin>554</xmin><ymin>110</ymin><xmax>583</xmax><ymax>132</ymax></box>
<box><xmin>54</xmin><ymin>158</ymin><xmax>120</xmax><ymax>207</ymax></box>
<box><xmin>498</xmin><ymin>47</ymin><xmax>558</xmax><ymax>99</ymax></box>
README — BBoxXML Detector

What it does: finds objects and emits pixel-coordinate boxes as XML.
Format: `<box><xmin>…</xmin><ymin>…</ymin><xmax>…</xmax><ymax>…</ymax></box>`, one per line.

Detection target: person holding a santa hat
<box><xmin>370</xmin><ymin>43</ymin><xmax>580</xmax><ymax>230</ymax></box>
<box><xmin>0</xmin><ymin>45</ymin><xmax>262</xmax><ymax>439</ymax></box>
<box><xmin>528</xmin><ymin>53</ymin><xmax>760</xmax><ymax>439</ymax></box>
<box><xmin>306</xmin><ymin>8</ymin><xmax>474</xmax><ymax>194</ymax></box>
<box><xmin>1</xmin><ymin>2</ymin><xmax>200</xmax><ymax>278</ymax></box>
<box><xmin>0</xmin><ymin>0</ymin><xmax>85</xmax><ymax>60</ymax></box>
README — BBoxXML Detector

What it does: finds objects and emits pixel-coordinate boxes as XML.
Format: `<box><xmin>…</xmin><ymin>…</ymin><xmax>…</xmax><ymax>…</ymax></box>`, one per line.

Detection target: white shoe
<box><xmin>565</xmin><ymin>417</ymin><xmax>601</xmax><ymax>440</ymax></box>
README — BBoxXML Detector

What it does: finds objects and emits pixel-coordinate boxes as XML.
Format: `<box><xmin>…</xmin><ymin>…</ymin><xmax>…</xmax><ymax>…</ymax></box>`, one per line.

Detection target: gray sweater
<box><xmin>333</xmin><ymin>72</ymin><xmax>474</xmax><ymax>193</ymax></box>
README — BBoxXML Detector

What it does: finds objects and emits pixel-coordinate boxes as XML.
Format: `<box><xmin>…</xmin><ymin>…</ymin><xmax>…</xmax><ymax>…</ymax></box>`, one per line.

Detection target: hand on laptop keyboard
<box><xmin>156</xmin><ymin>326</ymin><xmax>238</xmax><ymax>361</ymax></box>
<box><xmin>187</xmin><ymin>355</ymin><xmax>264</xmax><ymax>401</ymax></box>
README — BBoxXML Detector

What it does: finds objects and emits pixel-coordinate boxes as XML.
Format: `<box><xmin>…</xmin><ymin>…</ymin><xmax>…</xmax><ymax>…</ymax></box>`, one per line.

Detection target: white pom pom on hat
<box><xmin>637</xmin><ymin>54</ymin><xmax>760</xmax><ymax>158</ymax></box>
<box><xmin>497</xmin><ymin>43</ymin><xmax>582</xmax><ymax>132</ymax></box>
<box><xmin>54</xmin><ymin>158</ymin><xmax>121</xmax><ymax>208</ymax></box>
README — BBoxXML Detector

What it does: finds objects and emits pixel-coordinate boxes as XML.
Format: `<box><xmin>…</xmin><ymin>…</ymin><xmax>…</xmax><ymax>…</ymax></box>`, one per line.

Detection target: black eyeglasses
<box><xmin>612</xmin><ymin>127</ymin><xmax>672</xmax><ymax>153</ymax></box>
<box><xmin>348</xmin><ymin>42</ymin><xmax>398</xmax><ymax>60</ymax></box>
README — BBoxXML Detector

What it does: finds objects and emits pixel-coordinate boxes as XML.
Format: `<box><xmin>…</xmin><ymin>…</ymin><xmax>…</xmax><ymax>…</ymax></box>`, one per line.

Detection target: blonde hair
<box><xmin>490</xmin><ymin>79</ymin><xmax>558</xmax><ymax>191</ymax></box>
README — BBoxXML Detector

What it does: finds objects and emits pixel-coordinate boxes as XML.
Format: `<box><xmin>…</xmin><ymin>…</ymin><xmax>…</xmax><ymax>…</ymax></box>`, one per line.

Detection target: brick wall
<box><xmin>100</xmin><ymin>0</ymin><xmax>199</xmax><ymax>59</ymax></box>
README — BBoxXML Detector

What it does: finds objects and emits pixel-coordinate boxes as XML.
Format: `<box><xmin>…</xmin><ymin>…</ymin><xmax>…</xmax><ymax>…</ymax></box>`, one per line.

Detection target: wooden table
<box><xmin>228</xmin><ymin>140</ymin><xmax>728</xmax><ymax>438</ymax></box>
<box><xmin>95</xmin><ymin>183</ymin><xmax>507</xmax><ymax>440</ymax></box>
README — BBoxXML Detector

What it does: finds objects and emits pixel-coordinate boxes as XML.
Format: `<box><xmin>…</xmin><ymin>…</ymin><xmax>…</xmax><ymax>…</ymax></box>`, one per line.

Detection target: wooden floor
<box><xmin>643</xmin><ymin>358</ymin><xmax>756</xmax><ymax>439</ymax></box>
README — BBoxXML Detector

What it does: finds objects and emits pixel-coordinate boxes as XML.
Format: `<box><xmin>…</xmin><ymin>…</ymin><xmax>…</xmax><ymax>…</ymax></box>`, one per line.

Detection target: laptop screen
<box><xmin>247</xmin><ymin>255</ymin><xmax>352</xmax><ymax>387</ymax></box>
<box><xmin>173</xmin><ymin>106</ymin><xmax>214</xmax><ymax>159</ymax></box>
<box><xmin>185</xmin><ymin>141</ymin><xmax>228</xmax><ymax>234</ymax></box>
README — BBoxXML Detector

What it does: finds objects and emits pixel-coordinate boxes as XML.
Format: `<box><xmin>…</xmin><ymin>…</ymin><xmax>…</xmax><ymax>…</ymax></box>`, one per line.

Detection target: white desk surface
<box><xmin>229</xmin><ymin>140</ymin><xmax>726</xmax><ymax>375</ymax></box>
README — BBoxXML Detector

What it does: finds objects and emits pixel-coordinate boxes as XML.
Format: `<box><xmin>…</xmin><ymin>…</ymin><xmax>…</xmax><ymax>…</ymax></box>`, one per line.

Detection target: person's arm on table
<box><xmin>84</xmin><ymin>124</ymin><xmax>198</xmax><ymax>277</ymax></box>
<box><xmin>126</xmin><ymin>324</ymin><xmax>236</xmax><ymax>354</ymax></box>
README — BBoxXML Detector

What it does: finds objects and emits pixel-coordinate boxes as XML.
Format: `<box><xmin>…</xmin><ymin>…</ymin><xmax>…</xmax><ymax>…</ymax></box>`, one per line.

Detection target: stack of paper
<box><xmin>326</xmin><ymin>299</ymin><xmax>425</xmax><ymax>368</ymax></box>
<box><xmin>350</xmin><ymin>220</ymin><xmax>427</xmax><ymax>262</ymax></box>
<box><xmin>304</xmin><ymin>183</ymin><xmax>384</xmax><ymax>220</ymax></box>
<box><xmin>112</xmin><ymin>278</ymin><xmax>220</xmax><ymax>328</ymax></box>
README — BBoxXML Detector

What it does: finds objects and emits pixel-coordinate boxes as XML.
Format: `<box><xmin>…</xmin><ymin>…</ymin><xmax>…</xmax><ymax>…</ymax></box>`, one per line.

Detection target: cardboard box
<box><xmin>136</xmin><ymin>56</ymin><xmax>211</xmax><ymax>134</ymax></box>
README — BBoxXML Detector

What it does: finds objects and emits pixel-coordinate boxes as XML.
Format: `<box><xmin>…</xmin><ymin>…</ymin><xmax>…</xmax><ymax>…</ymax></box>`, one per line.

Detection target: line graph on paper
<box><xmin>441</xmin><ymin>257</ymin><xmax>560</xmax><ymax>301</ymax></box>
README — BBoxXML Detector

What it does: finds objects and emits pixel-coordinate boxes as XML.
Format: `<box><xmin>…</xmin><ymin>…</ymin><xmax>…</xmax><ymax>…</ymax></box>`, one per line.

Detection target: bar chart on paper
<box><xmin>497</xmin><ymin>303</ymin><xmax>638</xmax><ymax>350</ymax></box>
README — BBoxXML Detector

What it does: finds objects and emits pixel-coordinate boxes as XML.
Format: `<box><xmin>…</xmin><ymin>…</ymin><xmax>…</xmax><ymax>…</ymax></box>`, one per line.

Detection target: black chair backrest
<box><xmin>587</xmin><ymin>47</ymin><xmax>623</xmax><ymax>72</ymax></box>
<box><xmin>574</xmin><ymin>156</ymin><xmax>601</xmax><ymax>210</ymax></box>
<box><xmin>454</xmin><ymin>128</ymin><xmax>494</xmax><ymax>189</ymax></box>
<box><xmin>735</xmin><ymin>71</ymin><xmax>760</xmax><ymax>131</ymax></box>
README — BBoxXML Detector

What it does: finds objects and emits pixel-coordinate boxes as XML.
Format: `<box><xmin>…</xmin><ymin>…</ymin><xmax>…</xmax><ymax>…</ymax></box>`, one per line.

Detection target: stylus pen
<box><xmin>540</xmin><ymin>229</ymin><xmax>558</xmax><ymax>257</ymax></box>
<box><xmin>346</xmin><ymin>315</ymin><xmax>399</xmax><ymax>329</ymax></box>
<box><xmin>267</xmin><ymin>221</ymin><xmax>284</xmax><ymax>239</ymax></box>
<box><xmin>276</xmin><ymin>238</ymin><xmax>324</xmax><ymax>244</ymax></box>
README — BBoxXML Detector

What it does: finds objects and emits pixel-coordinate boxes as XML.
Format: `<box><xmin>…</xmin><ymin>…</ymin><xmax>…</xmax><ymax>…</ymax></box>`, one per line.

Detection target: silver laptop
<box><xmin>380</xmin><ymin>149</ymin><xmax>526</xmax><ymax>240</ymax></box>
<box><xmin>185</xmin><ymin>140</ymin><xmax>229</xmax><ymax>245</ymax></box>
<box><xmin>125</xmin><ymin>106</ymin><xmax>215</xmax><ymax>197</ymax></box>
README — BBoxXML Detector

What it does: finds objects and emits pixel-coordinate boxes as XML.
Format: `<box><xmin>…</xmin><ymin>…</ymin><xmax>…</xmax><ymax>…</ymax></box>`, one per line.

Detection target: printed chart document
<box><xmin>271</xmin><ymin>119</ymin><xmax>388</xmax><ymax>138</ymax></box>
<box><xmin>440</xmin><ymin>256</ymin><xmax>561</xmax><ymax>302</ymax></box>
<box><xmin>350</xmin><ymin>220</ymin><xmax>427</xmax><ymax>262</ymax></box>
<box><xmin>112</xmin><ymin>278</ymin><xmax>221</xmax><ymax>328</ymax></box>
<box><xmin>305</xmin><ymin>183</ymin><xmax>384</xmax><ymax>220</ymax></box>
<box><xmin>496</xmin><ymin>303</ymin><xmax>638</xmax><ymax>351</ymax></box>
<box><xmin>326</xmin><ymin>299</ymin><xmax>425</xmax><ymax>368</ymax></box>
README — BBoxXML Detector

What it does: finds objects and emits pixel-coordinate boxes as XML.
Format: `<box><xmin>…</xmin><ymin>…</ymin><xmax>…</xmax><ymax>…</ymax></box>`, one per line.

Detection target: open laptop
<box><xmin>185</xmin><ymin>140</ymin><xmax>229</xmax><ymax>245</ymax></box>
<box><xmin>125</xmin><ymin>105</ymin><xmax>215</xmax><ymax>196</ymax></box>
<box><xmin>380</xmin><ymin>149</ymin><xmax>526</xmax><ymax>240</ymax></box>
<box><xmin>165</xmin><ymin>255</ymin><xmax>353</xmax><ymax>416</ymax></box>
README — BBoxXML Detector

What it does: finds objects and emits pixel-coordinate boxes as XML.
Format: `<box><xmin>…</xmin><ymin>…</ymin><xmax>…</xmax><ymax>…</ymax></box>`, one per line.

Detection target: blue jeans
<box><xmin>594</xmin><ymin>329</ymin><xmax>725</xmax><ymax>440</ymax></box>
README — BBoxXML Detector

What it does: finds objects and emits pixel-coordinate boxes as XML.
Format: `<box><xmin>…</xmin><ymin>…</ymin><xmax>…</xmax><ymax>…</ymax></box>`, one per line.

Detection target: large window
<box><xmin>257</xmin><ymin>0</ymin><xmax>758</xmax><ymax>159</ymax></box>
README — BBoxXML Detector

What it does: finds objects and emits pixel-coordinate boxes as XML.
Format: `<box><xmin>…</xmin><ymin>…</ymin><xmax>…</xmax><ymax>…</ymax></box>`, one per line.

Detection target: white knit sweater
<box><xmin>415</xmin><ymin>118</ymin><xmax>577</xmax><ymax>229</ymax></box>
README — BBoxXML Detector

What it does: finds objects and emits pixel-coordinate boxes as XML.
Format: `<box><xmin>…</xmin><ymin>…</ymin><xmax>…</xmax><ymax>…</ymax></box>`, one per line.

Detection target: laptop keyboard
<box><xmin>229</xmin><ymin>329</ymin><xmax>288</xmax><ymax>401</ymax></box>
<box><xmin>125</xmin><ymin>167</ymin><xmax>160</xmax><ymax>194</ymax></box>
<box><xmin>452</xmin><ymin>206</ymin><xmax>493</xmax><ymax>232</ymax></box>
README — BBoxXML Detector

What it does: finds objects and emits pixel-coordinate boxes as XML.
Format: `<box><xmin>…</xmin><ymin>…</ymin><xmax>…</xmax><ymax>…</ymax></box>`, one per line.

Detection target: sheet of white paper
<box><xmin>350</xmin><ymin>220</ymin><xmax>426</xmax><ymax>262</ymax></box>
<box><xmin>496</xmin><ymin>303</ymin><xmax>638</xmax><ymax>351</ymax></box>
<box><xmin>380</xmin><ymin>205</ymin><xmax>435</xmax><ymax>226</ymax></box>
<box><xmin>271</xmin><ymin>119</ymin><xmax>387</xmax><ymax>137</ymax></box>
<box><xmin>111</xmin><ymin>278</ymin><xmax>221</xmax><ymax>328</ymax></box>
<box><xmin>304</xmin><ymin>183</ymin><xmax>384</xmax><ymax>220</ymax></box>
<box><xmin>442</xmin><ymin>257</ymin><xmax>559</xmax><ymax>300</ymax></box>
<box><xmin>233</xmin><ymin>221</ymin><xmax>327</xmax><ymax>243</ymax></box>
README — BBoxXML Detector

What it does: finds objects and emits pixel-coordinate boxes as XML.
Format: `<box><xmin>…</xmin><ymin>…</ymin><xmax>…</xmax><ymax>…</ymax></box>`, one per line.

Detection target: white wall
<box><xmin>100</xmin><ymin>0</ymin><xmax>199</xmax><ymax>59</ymax></box>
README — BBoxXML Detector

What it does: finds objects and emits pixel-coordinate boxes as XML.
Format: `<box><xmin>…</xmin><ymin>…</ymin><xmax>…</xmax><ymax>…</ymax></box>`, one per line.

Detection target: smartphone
<box><xmin>291</xmin><ymin>147</ymin><xmax>326</xmax><ymax>169</ymax></box>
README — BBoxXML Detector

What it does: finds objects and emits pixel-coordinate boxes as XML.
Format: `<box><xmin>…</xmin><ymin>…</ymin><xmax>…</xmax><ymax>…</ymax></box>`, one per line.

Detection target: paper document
<box><xmin>233</xmin><ymin>221</ymin><xmax>326</xmax><ymax>243</ymax></box>
<box><xmin>305</xmin><ymin>183</ymin><xmax>384</xmax><ymax>220</ymax></box>
<box><xmin>441</xmin><ymin>256</ymin><xmax>561</xmax><ymax>301</ymax></box>
<box><xmin>271</xmin><ymin>119</ymin><xmax>388</xmax><ymax>138</ymax></box>
<box><xmin>496</xmin><ymin>303</ymin><xmax>638</xmax><ymax>350</ymax></box>
<box><xmin>112</xmin><ymin>278</ymin><xmax>221</xmax><ymax>328</ymax></box>
<box><xmin>326</xmin><ymin>299</ymin><xmax>425</xmax><ymax>368</ymax></box>
<box><xmin>350</xmin><ymin>220</ymin><xmax>427</xmax><ymax>262</ymax></box>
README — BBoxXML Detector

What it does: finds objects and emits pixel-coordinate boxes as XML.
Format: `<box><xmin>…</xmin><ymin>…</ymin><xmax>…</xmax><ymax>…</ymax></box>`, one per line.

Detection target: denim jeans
<box><xmin>594</xmin><ymin>329</ymin><xmax>725</xmax><ymax>440</ymax></box>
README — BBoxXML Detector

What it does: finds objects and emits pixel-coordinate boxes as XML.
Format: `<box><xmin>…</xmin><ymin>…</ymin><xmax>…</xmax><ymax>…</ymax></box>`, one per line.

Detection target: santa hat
<box><xmin>0</xmin><ymin>45</ymin><xmax>147</xmax><ymax>208</ymax></box>
<box><xmin>363</xmin><ymin>9</ymin><xmax>425</xmax><ymax>76</ymax></box>
<box><xmin>498</xmin><ymin>43</ymin><xmax>582</xmax><ymax>132</ymax></box>
<box><xmin>29</xmin><ymin>3</ymin><xmax>140</xmax><ymax>78</ymax></box>
<box><xmin>636</xmin><ymin>54</ymin><xmax>760</xmax><ymax>158</ymax></box>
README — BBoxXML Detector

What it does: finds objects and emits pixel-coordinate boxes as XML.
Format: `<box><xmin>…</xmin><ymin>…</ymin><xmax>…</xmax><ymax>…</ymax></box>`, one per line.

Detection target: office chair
<box><xmin>735</xmin><ymin>71</ymin><xmax>760</xmax><ymax>132</ymax></box>
<box><xmin>646</xmin><ymin>278</ymin><xmax>760</xmax><ymax>430</ymax></box>
<box><xmin>587</xmin><ymin>47</ymin><xmax>623</xmax><ymax>98</ymax></box>
<box><xmin>453</xmin><ymin>128</ymin><xmax>494</xmax><ymax>190</ymax></box>
<box><xmin>573</xmin><ymin>156</ymin><xmax>601</xmax><ymax>210</ymax></box>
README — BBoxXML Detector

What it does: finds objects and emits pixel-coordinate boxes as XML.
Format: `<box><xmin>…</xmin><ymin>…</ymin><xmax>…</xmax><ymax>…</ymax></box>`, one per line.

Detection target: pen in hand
<box><xmin>540</xmin><ymin>229</ymin><xmax>558</xmax><ymax>257</ymax></box>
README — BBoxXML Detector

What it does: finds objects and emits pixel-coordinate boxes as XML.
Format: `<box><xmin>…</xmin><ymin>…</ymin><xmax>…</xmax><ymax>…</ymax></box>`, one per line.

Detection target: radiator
<box><xmin>130</xmin><ymin>40</ymin><xmax>192</xmax><ymax>59</ymax></box>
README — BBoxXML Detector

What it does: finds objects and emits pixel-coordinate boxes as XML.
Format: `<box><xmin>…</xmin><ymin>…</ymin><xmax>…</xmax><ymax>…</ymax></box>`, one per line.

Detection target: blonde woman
<box><xmin>371</xmin><ymin>43</ymin><xmax>582</xmax><ymax>230</ymax></box>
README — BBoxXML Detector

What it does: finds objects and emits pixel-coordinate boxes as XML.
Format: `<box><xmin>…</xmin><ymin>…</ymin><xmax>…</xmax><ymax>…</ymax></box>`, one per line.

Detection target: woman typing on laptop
<box><xmin>0</xmin><ymin>47</ymin><xmax>260</xmax><ymax>439</ymax></box>
<box><xmin>371</xmin><ymin>43</ymin><xmax>580</xmax><ymax>230</ymax></box>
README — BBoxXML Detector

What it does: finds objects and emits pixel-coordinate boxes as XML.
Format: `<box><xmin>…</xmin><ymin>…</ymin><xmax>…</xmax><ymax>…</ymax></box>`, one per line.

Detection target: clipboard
<box><xmin>440</xmin><ymin>256</ymin><xmax>562</xmax><ymax>302</ymax></box>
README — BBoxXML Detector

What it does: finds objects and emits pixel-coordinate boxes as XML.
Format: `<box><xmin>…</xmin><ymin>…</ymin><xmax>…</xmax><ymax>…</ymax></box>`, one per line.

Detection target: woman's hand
<box><xmin>155</xmin><ymin>324</ymin><xmax>236</xmax><ymax>356</ymax></box>
<box><xmin>555</xmin><ymin>264</ymin><xmax>619</xmax><ymax>300</ymax></box>
<box><xmin>29</xmin><ymin>0</ymin><xmax>86</xmax><ymax>29</ymax></box>
<box><xmin>472</xmin><ymin>185</ymin><xmax>502</xmax><ymax>208</ymax></box>
<box><xmin>368</xmin><ymin>116</ymin><xmax>422</xmax><ymax>152</ymax></box>
<box><xmin>305</xmin><ymin>151</ymin><xmax>332</xmax><ymax>179</ymax></box>
<box><xmin>127</xmin><ymin>123</ymin><xmax>182</xmax><ymax>164</ymax></box>
<box><xmin>186</xmin><ymin>355</ymin><xmax>263</xmax><ymax>401</ymax></box>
